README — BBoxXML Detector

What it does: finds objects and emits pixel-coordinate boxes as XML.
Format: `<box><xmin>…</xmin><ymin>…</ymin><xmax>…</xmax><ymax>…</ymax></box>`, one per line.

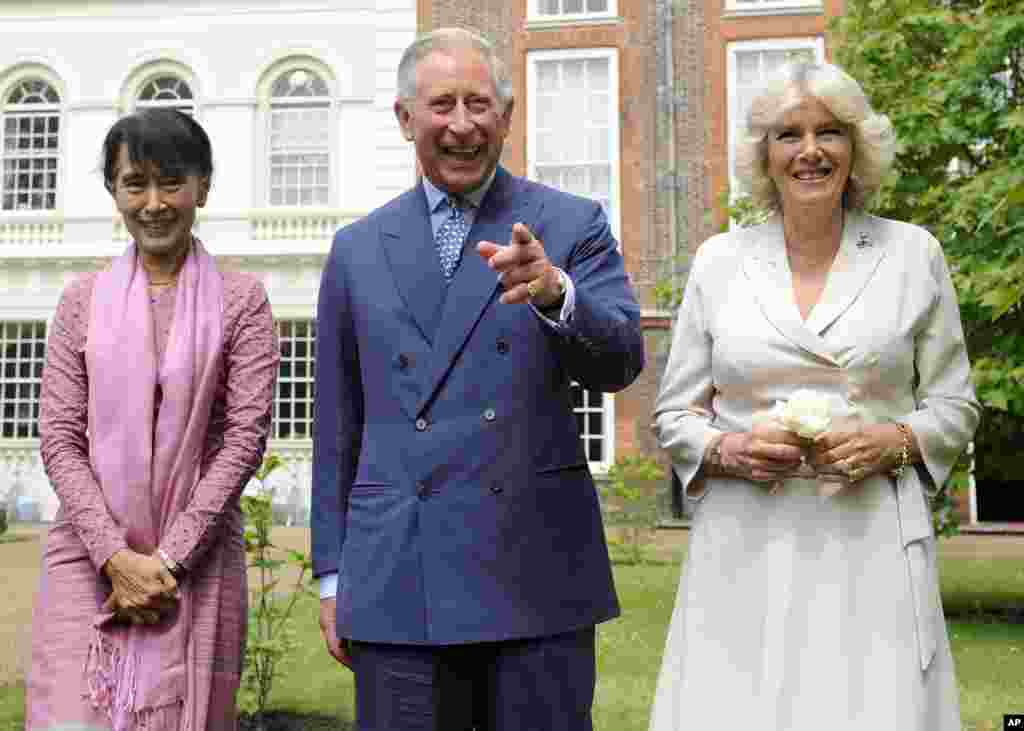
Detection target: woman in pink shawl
<box><xmin>26</xmin><ymin>109</ymin><xmax>279</xmax><ymax>731</ymax></box>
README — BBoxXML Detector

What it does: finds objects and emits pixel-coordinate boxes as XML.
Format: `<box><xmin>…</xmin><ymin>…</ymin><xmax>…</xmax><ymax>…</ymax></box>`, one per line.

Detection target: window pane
<box><xmin>563</xmin><ymin>60</ymin><xmax>585</xmax><ymax>90</ymax></box>
<box><xmin>0</xmin><ymin>320</ymin><xmax>47</xmax><ymax>438</ymax></box>
<box><xmin>273</xmin><ymin>320</ymin><xmax>317</xmax><ymax>440</ymax></box>
<box><xmin>268</xmin><ymin>106</ymin><xmax>330</xmax><ymax>207</ymax></box>
<box><xmin>530</xmin><ymin>53</ymin><xmax>616</xmax><ymax>237</ymax></box>
<box><xmin>0</xmin><ymin>109</ymin><xmax>60</xmax><ymax>211</ymax></box>
<box><xmin>537</xmin><ymin>62</ymin><xmax>560</xmax><ymax>93</ymax></box>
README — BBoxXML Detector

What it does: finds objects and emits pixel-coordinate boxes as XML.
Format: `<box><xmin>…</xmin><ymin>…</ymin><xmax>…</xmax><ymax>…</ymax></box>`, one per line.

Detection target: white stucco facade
<box><xmin>0</xmin><ymin>0</ymin><xmax>416</xmax><ymax>523</ymax></box>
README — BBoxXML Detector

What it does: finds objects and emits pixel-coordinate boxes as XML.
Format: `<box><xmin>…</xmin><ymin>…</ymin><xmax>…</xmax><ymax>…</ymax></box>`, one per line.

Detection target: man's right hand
<box><xmin>319</xmin><ymin>598</ymin><xmax>352</xmax><ymax>669</ymax></box>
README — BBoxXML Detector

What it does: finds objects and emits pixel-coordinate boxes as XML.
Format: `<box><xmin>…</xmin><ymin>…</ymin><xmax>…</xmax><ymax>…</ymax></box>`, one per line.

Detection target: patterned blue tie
<box><xmin>435</xmin><ymin>196</ymin><xmax>470</xmax><ymax>280</ymax></box>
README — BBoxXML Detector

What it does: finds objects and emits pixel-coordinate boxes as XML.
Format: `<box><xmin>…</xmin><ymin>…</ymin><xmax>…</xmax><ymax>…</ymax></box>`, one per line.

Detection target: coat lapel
<box><xmin>742</xmin><ymin>216</ymin><xmax>841</xmax><ymax>367</ymax></box>
<box><xmin>804</xmin><ymin>211</ymin><xmax>887</xmax><ymax>337</ymax></box>
<box><xmin>379</xmin><ymin>186</ymin><xmax>447</xmax><ymax>344</ymax></box>
<box><xmin>416</xmin><ymin>168</ymin><xmax>534</xmax><ymax>416</ymax></box>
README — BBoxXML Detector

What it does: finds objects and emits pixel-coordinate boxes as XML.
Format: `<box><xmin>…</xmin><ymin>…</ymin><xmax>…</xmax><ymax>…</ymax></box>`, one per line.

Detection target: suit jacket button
<box><xmin>417</xmin><ymin>482</ymin><xmax>430</xmax><ymax>499</ymax></box>
<box><xmin>496</xmin><ymin>339</ymin><xmax>509</xmax><ymax>354</ymax></box>
<box><xmin>483</xmin><ymin>408</ymin><xmax>496</xmax><ymax>422</ymax></box>
<box><xmin>415</xmin><ymin>417</ymin><xmax>428</xmax><ymax>431</ymax></box>
<box><xmin>397</xmin><ymin>353</ymin><xmax>411</xmax><ymax>370</ymax></box>
<box><xmin>490</xmin><ymin>484</ymin><xmax>504</xmax><ymax>495</ymax></box>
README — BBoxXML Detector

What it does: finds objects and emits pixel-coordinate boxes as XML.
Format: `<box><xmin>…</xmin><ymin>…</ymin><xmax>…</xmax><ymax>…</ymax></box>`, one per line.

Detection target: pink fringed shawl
<box><xmin>84</xmin><ymin>240</ymin><xmax>223</xmax><ymax>730</ymax></box>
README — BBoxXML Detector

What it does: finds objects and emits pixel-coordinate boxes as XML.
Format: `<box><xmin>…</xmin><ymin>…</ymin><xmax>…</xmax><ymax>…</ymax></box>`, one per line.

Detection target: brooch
<box><xmin>856</xmin><ymin>232</ymin><xmax>872</xmax><ymax>248</ymax></box>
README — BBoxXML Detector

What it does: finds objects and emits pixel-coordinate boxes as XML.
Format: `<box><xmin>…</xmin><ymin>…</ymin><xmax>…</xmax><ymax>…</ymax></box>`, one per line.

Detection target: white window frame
<box><xmin>725</xmin><ymin>0</ymin><xmax>823</xmax><ymax>15</ymax></box>
<box><xmin>1</xmin><ymin>76</ymin><xmax>62</xmax><ymax>213</ymax></box>
<box><xmin>0</xmin><ymin>320</ymin><xmax>47</xmax><ymax>440</ymax></box>
<box><xmin>528</xmin><ymin>0</ymin><xmax>617</xmax><ymax>23</ymax></box>
<box><xmin>122</xmin><ymin>60</ymin><xmax>200</xmax><ymax>118</ymax></box>
<box><xmin>135</xmin><ymin>74</ymin><xmax>196</xmax><ymax>115</ymax></box>
<box><xmin>259</xmin><ymin>59</ymin><xmax>335</xmax><ymax>209</ymax></box>
<box><xmin>571</xmin><ymin>383</ymin><xmax>615</xmax><ymax>473</ymax></box>
<box><xmin>273</xmin><ymin>318</ymin><xmax>316</xmax><ymax>441</ymax></box>
<box><xmin>726</xmin><ymin>37</ymin><xmax>825</xmax><ymax>203</ymax></box>
<box><xmin>527</xmin><ymin>47</ymin><xmax>621</xmax><ymax>241</ymax></box>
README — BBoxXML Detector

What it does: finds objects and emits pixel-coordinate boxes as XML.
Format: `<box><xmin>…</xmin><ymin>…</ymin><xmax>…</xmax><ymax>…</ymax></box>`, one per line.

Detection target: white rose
<box><xmin>771</xmin><ymin>389</ymin><xmax>832</xmax><ymax>439</ymax></box>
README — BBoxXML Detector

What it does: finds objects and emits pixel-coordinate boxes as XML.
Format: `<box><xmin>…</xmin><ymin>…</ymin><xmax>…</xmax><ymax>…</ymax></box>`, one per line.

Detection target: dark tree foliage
<box><xmin>831</xmin><ymin>0</ymin><xmax>1024</xmax><ymax>481</ymax></box>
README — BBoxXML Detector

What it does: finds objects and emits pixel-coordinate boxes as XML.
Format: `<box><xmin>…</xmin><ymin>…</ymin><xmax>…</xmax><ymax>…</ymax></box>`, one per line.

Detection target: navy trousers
<box><xmin>350</xmin><ymin>627</ymin><xmax>597</xmax><ymax>731</ymax></box>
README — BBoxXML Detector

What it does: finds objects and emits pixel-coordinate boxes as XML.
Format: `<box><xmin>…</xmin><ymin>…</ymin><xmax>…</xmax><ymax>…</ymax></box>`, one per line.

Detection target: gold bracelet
<box><xmin>890</xmin><ymin>423</ymin><xmax>911</xmax><ymax>478</ymax></box>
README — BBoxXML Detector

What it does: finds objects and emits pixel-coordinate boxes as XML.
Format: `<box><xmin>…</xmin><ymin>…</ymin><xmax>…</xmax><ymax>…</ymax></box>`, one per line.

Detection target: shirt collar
<box><xmin>422</xmin><ymin>168</ymin><xmax>496</xmax><ymax>214</ymax></box>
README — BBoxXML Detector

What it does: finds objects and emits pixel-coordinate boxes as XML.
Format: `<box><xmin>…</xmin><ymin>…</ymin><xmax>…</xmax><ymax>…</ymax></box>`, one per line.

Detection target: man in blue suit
<box><xmin>312</xmin><ymin>27</ymin><xmax>644</xmax><ymax>730</ymax></box>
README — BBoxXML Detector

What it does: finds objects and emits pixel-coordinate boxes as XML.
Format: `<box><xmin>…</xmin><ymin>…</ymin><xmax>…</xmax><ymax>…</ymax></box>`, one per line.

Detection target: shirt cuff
<box><xmin>319</xmin><ymin>572</ymin><xmax>339</xmax><ymax>600</ymax></box>
<box><xmin>530</xmin><ymin>269</ymin><xmax>575</xmax><ymax>327</ymax></box>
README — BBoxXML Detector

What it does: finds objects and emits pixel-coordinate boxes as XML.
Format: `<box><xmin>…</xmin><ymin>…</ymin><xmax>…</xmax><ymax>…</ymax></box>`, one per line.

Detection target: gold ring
<box><xmin>526</xmin><ymin>279</ymin><xmax>540</xmax><ymax>299</ymax></box>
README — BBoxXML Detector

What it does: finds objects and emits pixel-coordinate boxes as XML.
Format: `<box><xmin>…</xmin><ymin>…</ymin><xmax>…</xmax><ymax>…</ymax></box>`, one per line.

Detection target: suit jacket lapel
<box><xmin>380</xmin><ymin>186</ymin><xmax>447</xmax><ymax>344</ymax></box>
<box><xmin>804</xmin><ymin>211</ymin><xmax>887</xmax><ymax>337</ymax></box>
<box><xmin>416</xmin><ymin>168</ymin><xmax>534</xmax><ymax>416</ymax></box>
<box><xmin>742</xmin><ymin>216</ymin><xmax>840</xmax><ymax>367</ymax></box>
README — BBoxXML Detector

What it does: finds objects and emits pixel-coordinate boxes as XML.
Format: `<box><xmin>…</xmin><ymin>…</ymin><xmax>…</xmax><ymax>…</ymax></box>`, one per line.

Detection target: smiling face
<box><xmin>394</xmin><ymin>46</ymin><xmax>513</xmax><ymax>195</ymax></box>
<box><xmin>112</xmin><ymin>144</ymin><xmax>208</xmax><ymax>262</ymax></box>
<box><xmin>767</xmin><ymin>94</ymin><xmax>853</xmax><ymax>213</ymax></box>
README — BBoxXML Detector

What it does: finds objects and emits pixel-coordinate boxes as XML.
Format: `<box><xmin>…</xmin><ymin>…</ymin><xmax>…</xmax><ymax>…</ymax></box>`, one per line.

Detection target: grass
<box><xmin>951</xmin><ymin>622</ymin><xmax>1024</xmax><ymax>731</ymax></box>
<box><xmin>2</xmin><ymin>534</ymin><xmax>1021</xmax><ymax>731</ymax></box>
<box><xmin>941</xmin><ymin>557</ymin><xmax>1024</xmax><ymax>618</ymax></box>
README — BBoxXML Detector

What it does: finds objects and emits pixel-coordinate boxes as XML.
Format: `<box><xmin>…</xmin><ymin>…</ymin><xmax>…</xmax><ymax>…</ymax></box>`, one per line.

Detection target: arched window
<box><xmin>136</xmin><ymin>74</ymin><xmax>194</xmax><ymax>115</ymax></box>
<box><xmin>268</xmin><ymin>67</ymin><xmax>330</xmax><ymax>206</ymax></box>
<box><xmin>2</xmin><ymin>78</ymin><xmax>60</xmax><ymax>211</ymax></box>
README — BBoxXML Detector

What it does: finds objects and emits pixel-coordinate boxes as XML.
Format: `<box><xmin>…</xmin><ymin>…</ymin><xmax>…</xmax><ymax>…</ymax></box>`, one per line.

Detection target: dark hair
<box><xmin>101</xmin><ymin>109</ymin><xmax>214</xmax><ymax>194</ymax></box>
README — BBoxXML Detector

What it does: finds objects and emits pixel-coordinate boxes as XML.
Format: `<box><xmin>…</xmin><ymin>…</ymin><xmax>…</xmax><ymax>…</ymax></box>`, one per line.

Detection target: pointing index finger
<box><xmin>511</xmin><ymin>222</ymin><xmax>534</xmax><ymax>245</ymax></box>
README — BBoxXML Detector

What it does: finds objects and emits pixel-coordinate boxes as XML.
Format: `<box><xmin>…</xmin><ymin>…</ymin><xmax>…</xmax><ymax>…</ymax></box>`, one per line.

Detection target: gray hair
<box><xmin>396</xmin><ymin>27</ymin><xmax>513</xmax><ymax>108</ymax></box>
<box><xmin>734</xmin><ymin>62</ymin><xmax>897</xmax><ymax>211</ymax></box>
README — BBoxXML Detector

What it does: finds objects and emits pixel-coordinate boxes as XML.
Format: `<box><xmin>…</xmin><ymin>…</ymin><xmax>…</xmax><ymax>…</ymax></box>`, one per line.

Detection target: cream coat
<box><xmin>649</xmin><ymin>212</ymin><xmax>980</xmax><ymax>730</ymax></box>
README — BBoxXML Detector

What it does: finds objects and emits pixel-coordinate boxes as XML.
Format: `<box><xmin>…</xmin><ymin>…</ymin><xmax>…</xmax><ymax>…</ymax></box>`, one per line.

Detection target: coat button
<box><xmin>397</xmin><ymin>353</ymin><xmax>411</xmax><ymax>370</ymax></box>
<box><xmin>489</xmin><ymin>484</ymin><xmax>504</xmax><ymax>495</ymax></box>
<box><xmin>496</xmin><ymin>339</ymin><xmax>509</xmax><ymax>354</ymax></box>
<box><xmin>483</xmin><ymin>408</ymin><xmax>496</xmax><ymax>422</ymax></box>
<box><xmin>415</xmin><ymin>417</ymin><xmax>428</xmax><ymax>431</ymax></box>
<box><xmin>417</xmin><ymin>482</ymin><xmax>431</xmax><ymax>500</ymax></box>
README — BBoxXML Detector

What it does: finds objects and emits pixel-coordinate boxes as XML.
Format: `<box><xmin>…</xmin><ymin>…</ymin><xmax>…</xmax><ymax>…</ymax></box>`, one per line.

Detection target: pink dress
<box><xmin>27</xmin><ymin>270</ymin><xmax>279</xmax><ymax>730</ymax></box>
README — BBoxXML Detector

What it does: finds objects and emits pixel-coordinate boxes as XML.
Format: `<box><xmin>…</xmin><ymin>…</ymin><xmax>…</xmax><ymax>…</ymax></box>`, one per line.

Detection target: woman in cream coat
<box><xmin>648</xmin><ymin>63</ymin><xmax>980</xmax><ymax>730</ymax></box>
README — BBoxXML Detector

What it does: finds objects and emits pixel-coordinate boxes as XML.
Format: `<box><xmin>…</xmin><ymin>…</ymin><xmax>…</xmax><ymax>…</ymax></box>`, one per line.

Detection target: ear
<box><xmin>499</xmin><ymin>97</ymin><xmax>515</xmax><ymax>137</ymax></box>
<box><xmin>394</xmin><ymin>99</ymin><xmax>414</xmax><ymax>141</ymax></box>
<box><xmin>197</xmin><ymin>177</ymin><xmax>211</xmax><ymax>207</ymax></box>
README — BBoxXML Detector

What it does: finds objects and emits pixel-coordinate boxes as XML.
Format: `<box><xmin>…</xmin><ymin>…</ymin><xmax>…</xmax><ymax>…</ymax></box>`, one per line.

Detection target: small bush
<box><xmin>239</xmin><ymin>454</ymin><xmax>315</xmax><ymax>730</ymax></box>
<box><xmin>601</xmin><ymin>455</ymin><xmax>667</xmax><ymax>565</ymax></box>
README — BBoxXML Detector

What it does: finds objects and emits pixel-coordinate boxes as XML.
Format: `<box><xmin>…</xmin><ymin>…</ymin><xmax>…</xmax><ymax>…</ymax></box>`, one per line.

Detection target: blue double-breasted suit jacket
<box><xmin>311</xmin><ymin>166</ymin><xmax>644</xmax><ymax>645</ymax></box>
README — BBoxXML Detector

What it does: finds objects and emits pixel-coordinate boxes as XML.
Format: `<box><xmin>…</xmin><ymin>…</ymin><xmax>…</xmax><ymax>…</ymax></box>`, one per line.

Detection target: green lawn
<box><xmin>941</xmin><ymin>557</ymin><xmax>1024</xmax><ymax>617</ymax></box>
<box><xmin>2</xmin><ymin>545</ymin><xmax>1021</xmax><ymax>731</ymax></box>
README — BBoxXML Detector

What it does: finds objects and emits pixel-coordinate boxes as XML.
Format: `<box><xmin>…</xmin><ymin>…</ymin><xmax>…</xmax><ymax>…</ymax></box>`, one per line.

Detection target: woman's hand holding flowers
<box><xmin>808</xmin><ymin>422</ymin><xmax>908</xmax><ymax>484</ymax></box>
<box><xmin>717</xmin><ymin>421</ymin><xmax>806</xmax><ymax>485</ymax></box>
<box><xmin>101</xmin><ymin>549</ymin><xmax>179</xmax><ymax>625</ymax></box>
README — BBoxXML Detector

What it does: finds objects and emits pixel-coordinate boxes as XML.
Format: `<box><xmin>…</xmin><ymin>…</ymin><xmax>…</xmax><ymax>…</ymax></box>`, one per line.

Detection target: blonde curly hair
<box><xmin>734</xmin><ymin>62</ymin><xmax>896</xmax><ymax>211</ymax></box>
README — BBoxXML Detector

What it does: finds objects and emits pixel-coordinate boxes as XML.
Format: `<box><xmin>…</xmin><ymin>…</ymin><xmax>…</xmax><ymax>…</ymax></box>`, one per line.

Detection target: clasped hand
<box><xmin>720</xmin><ymin>421</ymin><xmax>903</xmax><ymax>489</ymax></box>
<box><xmin>102</xmin><ymin>549</ymin><xmax>179</xmax><ymax>626</ymax></box>
<box><xmin>476</xmin><ymin>222</ymin><xmax>562</xmax><ymax>308</ymax></box>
